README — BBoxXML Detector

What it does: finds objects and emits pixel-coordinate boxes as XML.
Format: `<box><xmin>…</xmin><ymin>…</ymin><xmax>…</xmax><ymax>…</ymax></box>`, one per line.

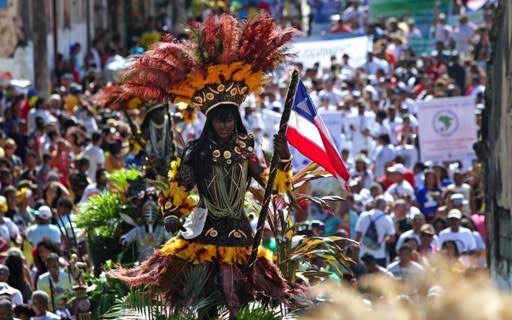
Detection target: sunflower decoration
<box><xmin>176</xmin><ymin>102</ymin><xmax>197</xmax><ymax>125</ymax></box>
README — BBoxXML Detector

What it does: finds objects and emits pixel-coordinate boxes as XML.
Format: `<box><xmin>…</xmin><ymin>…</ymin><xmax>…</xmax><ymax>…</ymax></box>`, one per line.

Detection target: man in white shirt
<box><xmin>395</xmin><ymin>210</ymin><xmax>440</xmax><ymax>252</ymax></box>
<box><xmin>372</xmin><ymin>134</ymin><xmax>396</xmax><ymax>178</ymax></box>
<box><xmin>361</xmin><ymin>254</ymin><xmax>394</xmax><ymax>278</ymax></box>
<box><xmin>81</xmin><ymin>132</ymin><xmax>104</xmax><ymax>182</ymax></box>
<box><xmin>355</xmin><ymin>197</ymin><xmax>396</xmax><ymax>266</ymax></box>
<box><xmin>446</xmin><ymin>170</ymin><xmax>471</xmax><ymax>201</ymax></box>
<box><xmin>453</xmin><ymin>15</ymin><xmax>476</xmax><ymax>54</ymax></box>
<box><xmin>438</xmin><ymin>209</ymin><xmax>476</xmax><ymax>254</ymax></box>
<box><xmin>385</xmin><ymin>164</ymin><xmax>415</xmax><ymax>200</ymax></box>
<box><xmin>0</xmin><ymin>196</ymin><xmax>20</xmax><ymax>243</ymax></box>
<box><xmin>37</xmin><ymin>254</ymin><xmax>73</xmax><ymax>313</ymax></box>
<box><xmin>431</xmin><ymin>13</ymin><xmax>452</xmax><ymax>46</ymax></box>
<box><xmin>318</xmin><ymin>78</ymin><xmax>342</xmax><ymax>107</ymax></box>
<box><xmin>0</xmin><ymin>265</ymin><xmax>22</xmax><ymax>306</ymax></box>
<box><xmin>342</xmin><ymin>0</ymin><xmax>366</xmax><ymax>26</ymax></box>
<box><xmin>407</xmin><ymin>19</ymin><xmax>423</xmax><ymax>41</ymax></box>
<box><xmin>27</xmin><ymin>103</ymin><xmax>56</xmax><ymax>133</ymax></box>
<box><xmin>80</xmin><ymin>168</ymin><xmax>109</xmax><ymax>203</ymax></box>
<box><xmin>340</xmin><ymin>54</ymin><xmax>355</xmax><ymax>79</ymax></box>
<box><xmin>350</xmin><ymin>102</ymin><xmax>376</xmax><ymax>153</ymax></box>
<box><xmin>387</xmin><ymin>244</ymin><xmax>425</xmax><ymax>280</ymax></box>
<box><xmin>25</xmin><ymin>206</ymin><xmax>62</xmax><ymax>247</ymax></box>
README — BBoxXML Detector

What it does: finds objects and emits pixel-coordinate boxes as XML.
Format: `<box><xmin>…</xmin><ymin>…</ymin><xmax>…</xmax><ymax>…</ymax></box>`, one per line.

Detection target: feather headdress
<box><xmin>122</xmin><ymin>13</ymin><xmax>299</xmax><ymax>115</ymax></box>
<box><xmin>92</xmin><ymin>83</ymin><xmax>142</xmax><ymax>110</ymax></box>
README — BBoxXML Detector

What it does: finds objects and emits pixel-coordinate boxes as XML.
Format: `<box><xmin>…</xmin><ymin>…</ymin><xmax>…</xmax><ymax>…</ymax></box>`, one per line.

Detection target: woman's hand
<box><xmin>273</xmin><ymin>134</ymin><xmax>291</xmax><ymax>160</ymax></box>
<box><xmin>164</xmin><ymin>215</ymin><xmax>185</xmax><ymax>233</ymax></box>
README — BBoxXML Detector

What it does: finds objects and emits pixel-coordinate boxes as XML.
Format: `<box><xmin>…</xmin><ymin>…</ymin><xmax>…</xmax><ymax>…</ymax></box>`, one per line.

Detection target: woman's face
<box><xmin>443</xmin><ymin>242</ymin><xmax>457</xmax><ymax>258</ymax></box>
<box><xmin>420</xmin><ymin>233</ymin><xmax>433</xmax><ymax>247</ymax></box>
<box><xmin>426</xmin><ymin>173</ymin><xmax>436</xmax><ymax>187</ymax></box>
<box><xmin>355</xmin><ymin>160</ymin><xmax>366</xmax><ymax>171</ymax></box>
<box><xmin>46</xmin><ymin>187</ymin><xmax>57</xmax><ymax>203</ymax></box>
<box><xmin>38</xmin><ymin>246</ymin><xmax>51</xmax><ymax>263</ymax></box>
<box><xmin>211</xmin><ymin>115</ymin><xmax>235</xmax><ymax>141</ymax></box>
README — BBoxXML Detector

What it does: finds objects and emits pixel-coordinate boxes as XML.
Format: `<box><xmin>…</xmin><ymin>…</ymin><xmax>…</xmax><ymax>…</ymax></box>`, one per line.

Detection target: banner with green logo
<box><xmin>369</xmin><ymin>0</ymin><xmax>452</xmax><ymax>37</ymax></box>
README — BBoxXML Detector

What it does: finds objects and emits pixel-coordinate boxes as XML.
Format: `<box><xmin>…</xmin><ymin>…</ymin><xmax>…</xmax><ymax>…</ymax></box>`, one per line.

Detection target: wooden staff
<box><xmin>247</xmin><ymin>69</ymin><xmax>299</xmax><ymax>272</ymax></box>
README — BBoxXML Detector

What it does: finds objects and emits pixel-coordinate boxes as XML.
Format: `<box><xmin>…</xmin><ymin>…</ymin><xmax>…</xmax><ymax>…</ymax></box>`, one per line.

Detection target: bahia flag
<box><xmin>286</xmin><ymin>80</ymin><xmax>350</xmax><ymax>189</ymax></box>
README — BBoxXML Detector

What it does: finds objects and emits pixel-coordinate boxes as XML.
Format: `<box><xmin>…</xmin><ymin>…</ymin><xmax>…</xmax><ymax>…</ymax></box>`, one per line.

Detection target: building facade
<box><xmin>477</xmin><ymin>0</ymin><xmax>512</xmax><ymax>290</ymax></box>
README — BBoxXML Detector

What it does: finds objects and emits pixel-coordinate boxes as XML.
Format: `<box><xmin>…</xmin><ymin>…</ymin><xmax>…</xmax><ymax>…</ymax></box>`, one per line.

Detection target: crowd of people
<box><xmin>0</xmin><ymin>0</ymin><xmax>496</xmax><ymax>319</ymax></box>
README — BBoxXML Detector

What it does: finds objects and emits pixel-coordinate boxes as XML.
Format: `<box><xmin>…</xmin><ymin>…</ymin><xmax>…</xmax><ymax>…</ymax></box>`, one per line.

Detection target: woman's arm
<box><xmin>248</xmin><ymin>134</ymin><xmax>293</xmax><ymax>193</ymax></box>
<box><xmin>158</xmin><ymin>144</ymin><xmax>198</xmax><ymax>232</ymax></box>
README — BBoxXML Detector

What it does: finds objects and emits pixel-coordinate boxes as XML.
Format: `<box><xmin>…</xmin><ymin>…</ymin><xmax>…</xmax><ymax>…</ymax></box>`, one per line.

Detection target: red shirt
<box><xmin>20</xmin><ymin>99</ymin><xmax>30</xmax><ymax>120</ymax></box>
<box><xmin>380</xmin><ymin>170</ymin><xmax>415</xmax><ymax>190</ymax></box>
<box><xmin>404</xmin><ymin>169</ymin><xmax>415</xmax><ymax>189</ymax></box>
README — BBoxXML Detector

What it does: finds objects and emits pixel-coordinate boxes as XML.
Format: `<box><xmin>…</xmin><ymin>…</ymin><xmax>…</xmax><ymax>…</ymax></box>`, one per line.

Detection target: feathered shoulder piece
<box><xmin>122</xmin><ymin>13</ymin><xmax>299</xmax><ymax>115</ymax></box>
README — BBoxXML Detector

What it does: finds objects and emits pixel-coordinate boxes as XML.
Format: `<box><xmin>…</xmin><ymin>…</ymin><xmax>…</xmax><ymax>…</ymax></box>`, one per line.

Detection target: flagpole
<box><xmin>247</xmin><ymin>69</ymin><xmax>299</xmax><ymax>273</ymax></box>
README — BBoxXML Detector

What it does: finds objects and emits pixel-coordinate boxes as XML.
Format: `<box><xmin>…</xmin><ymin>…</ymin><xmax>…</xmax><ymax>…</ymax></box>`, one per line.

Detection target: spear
<box><xmin>247</xmin><ymin>69</ymin><xmax>299</xmax><ymax>273</ymax></box>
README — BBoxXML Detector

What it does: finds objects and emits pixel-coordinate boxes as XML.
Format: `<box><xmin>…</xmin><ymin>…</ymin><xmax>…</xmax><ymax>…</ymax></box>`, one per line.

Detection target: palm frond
<box><xmin>76</xmin><ymin>191</ymin><xmax>121</xmax><ymax>237</ymax></box>
<box><xmin>102</xmin><ymin>287</ymin><xmax>172</xmax><ymax>320</ymax></box>
<box><xmin>108</xmin><ymin>168</ymin><xmax>141</xmax><ymax>193</ymax></box>
<box><xmin>102</xmin><ymin>266</ymin><xmax>222</xmax><ymax>320</ymax></box>
<box><xmin>237</xmin><ymin>304</ymin><xmax>282</xmax><ymax>320</ymax></box>
<box><xmin>284</xmin><ymin>236</ymin><xmax>354</xmax><ymax>280</ymax></box>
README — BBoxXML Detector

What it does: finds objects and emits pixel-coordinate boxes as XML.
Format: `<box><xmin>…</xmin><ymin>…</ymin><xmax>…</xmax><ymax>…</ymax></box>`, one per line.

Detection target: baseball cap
<box><xmin>35</xmin><ymin>206</ymin><xmax>52</xmax><ymax>220</ymax></box>
<box><xmin>388</xmin><ymin>163</ymin><xmax>405</xmax><ymax>174</ymax></box>
<box><xmin>447</xmin><ymin>209</ymin><xmax>462</xmax><ymax>220</ymax></box>
<box><xmin>355</xmin><ymin>154</ymin><xmax>370</xmax><ymax>164</ymax></box>
<box><xmin>420</xmin><ymin>224</ymin><xmax>435</xmax><ymax>235</ymax></box>
<box><xmin>410</xmin><ymin>207</ymin><xmax>423</xmax><ymax>219</ymax></box>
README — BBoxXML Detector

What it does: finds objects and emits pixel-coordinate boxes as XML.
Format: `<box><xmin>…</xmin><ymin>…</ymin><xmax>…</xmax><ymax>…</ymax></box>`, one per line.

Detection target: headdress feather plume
<box><xmin>122</xmin><ymin>13</ymin><xmax>300</xmax><ymax>114</ymax></box>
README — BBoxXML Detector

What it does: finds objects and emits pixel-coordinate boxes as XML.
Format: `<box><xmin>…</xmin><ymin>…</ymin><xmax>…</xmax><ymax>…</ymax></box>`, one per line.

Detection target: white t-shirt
<box><xmin>0</xmin><ymin>217</ymin><xmax>19</xmax><ymax>242</ymax></box>
<box><xmin>387</xmin><ymin>260</ymin><xmax>425</xmax><ymax>280</ymax></box>
<box><xmin>395</xmin><ymin>144</ymin><xmax>419</xmax><ymax>169</ymax></box>
<box><xmin>27</xmin><ymin>109</ymin><xmax>55</xmax><ymax>132</ymax></box>
<box><xmin>431</xmin><ymin>23</ymin><xmax>452</xmax><ymax>46</ymax></box>
<box><xmin>372</xmin><ymin>144</ymin><xmax>396</xmax><ymax>178</ymax></box>
<box><xmin>79</xmin><ymin>183</ymin><xmax>102</xmax><ymax>203</ymax></box>
<box><xmin>385</xmin><ymin>180</ymin><xmax>415</xmax><ymax>200</ymax></box>
<box><xmin>26</xmin><ymin>224</ymin><xmax>62</xmax><ymax>246</ymax></box>
<box><xmin>453</xmin><ymin>23</ymin><xmax>475</xmax><ymax>54</ymax></box>
<box><xmin>0</xmin><ymin>282</ymin><xmax>22</xmax><ymax>306</ymax></box>
<box><xmin>318</xmin><ymin>89</ymin><xmax>342</xmax><ymax>107</ymax></box>
<box><xmin>37</xmin><ymin>270</ymin><xmax>74</xmax><ymax>312</ymax></box>
<box><xmin>81</xmin><ymin>145</ymin><xmax>105</xmax><ymax>182</ymax></box>
<box><xmin>356</xmin><ymin>209</ymin><xmax>396</xmax><ymax>259</ymax></box>
<box><xmin>438</xmin><ymin>226</ymin><xmax>477</xmax><ymax>254</ymax></box>
<box><xmin>446</xmin><ymin>183</ymin><xmax>471</xmax><ymax>201</ymax></box>
<box><xmin>395</xmin><ymin>229</ymin><xmax>440</xmax><ymax>252</ymax></box>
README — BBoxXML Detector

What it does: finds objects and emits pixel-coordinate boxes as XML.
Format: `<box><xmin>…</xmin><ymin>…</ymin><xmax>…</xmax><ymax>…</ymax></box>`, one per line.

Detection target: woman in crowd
<box><xmin>416</xmin><ymin>170</ymin><xmax>442</xmax><ymax>221</ymax></box>
<box><xmin>5</xmin><ymin>249</ymin><xmax>32</xmax><ymax>302</ymax></box>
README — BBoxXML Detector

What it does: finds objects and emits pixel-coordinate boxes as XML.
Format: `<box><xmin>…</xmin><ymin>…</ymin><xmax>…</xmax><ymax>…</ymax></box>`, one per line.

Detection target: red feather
<box><xmin>219</xmin><ymin>14</ymin><xmax>240</xmax><ymax>64</ymax></box>
<box><xmin>92</xmin><ymin>84</ymin><xmax>126</xmax><ymax>109</ymax></box>
<box><xmin>122</xmin><ymin>83</ymin><xmax>167</xmax><ymax>102</ymax></box>
<box><xmin>116</xmin><ymin>13</ymin><xmax>298</xmax><ymax>104</ymax></box>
